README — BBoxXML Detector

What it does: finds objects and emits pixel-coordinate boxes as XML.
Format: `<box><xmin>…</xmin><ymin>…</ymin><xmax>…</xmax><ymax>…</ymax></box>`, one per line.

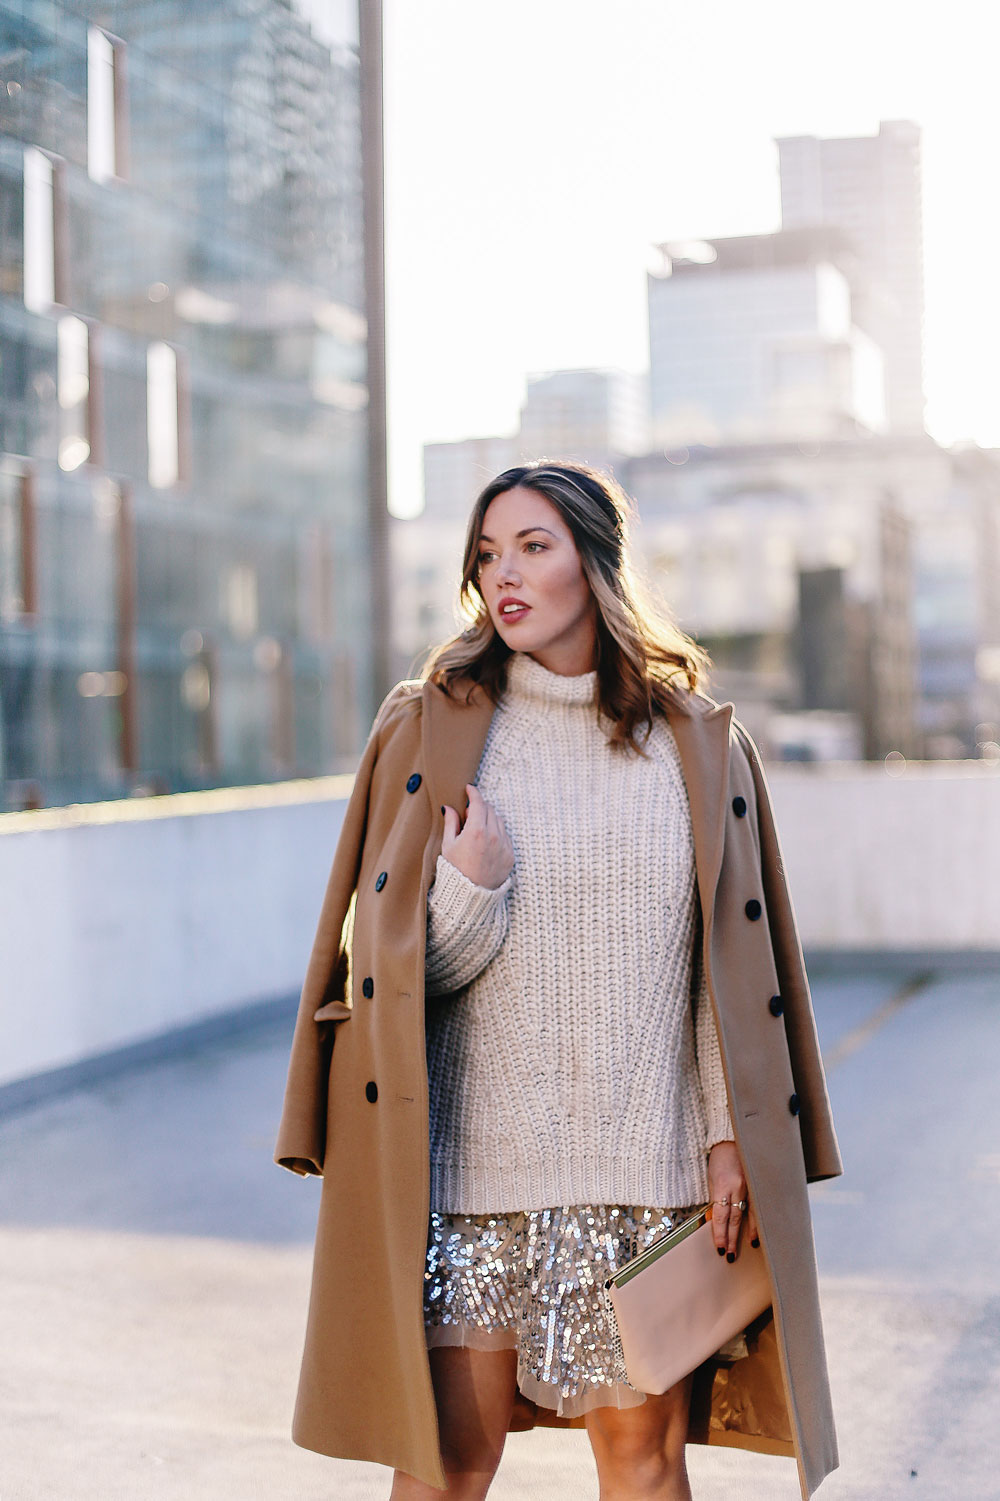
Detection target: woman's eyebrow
<box><xmin>478</xmin><ymin>527</ymin><xmax>559</xmax><ymax>543</ymax></box>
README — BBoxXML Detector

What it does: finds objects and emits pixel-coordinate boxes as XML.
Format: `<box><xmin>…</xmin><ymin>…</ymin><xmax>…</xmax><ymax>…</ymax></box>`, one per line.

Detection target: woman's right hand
<box><xmin>441</xmin><ymin>784</ymin><xmax>515</xmax><ymax>890</ymax></box>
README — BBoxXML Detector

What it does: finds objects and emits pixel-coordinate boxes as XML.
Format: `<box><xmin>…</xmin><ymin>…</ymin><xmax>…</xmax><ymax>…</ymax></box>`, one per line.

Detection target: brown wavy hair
<box><xmin>421</xmin><ymin>460</ymin><xmax>713</xmax><ymax>751</ymax></box>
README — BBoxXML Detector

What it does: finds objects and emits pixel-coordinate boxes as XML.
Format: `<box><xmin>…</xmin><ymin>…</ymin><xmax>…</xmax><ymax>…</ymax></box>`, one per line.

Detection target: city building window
<box><xmin>0</xmin><ymin>463</ymin><xmax>37</xmax><ymax>622</ymax></box>
<box><xmin>146</xmin><ymin>341</ymin><xmax>179</xmax><ymax>488</ymax></box>
<box><xmin>87</xmin><ymin>27</ymin><xmax>127</xmax><ymax>184</ymax></box>
<box><xmin>22</xmin><ymin>148</ymin><xmax>54</xmax><ymax>312</ymax></box>
<box><xmin>57</xmin><ymin>315</ymin><xmax>91</xmax><ymax>471</ymax></box>
<box><xmin>222</xmin><ymin>562</ymin><xmax>259</xmax><ymax>640</ymax></box>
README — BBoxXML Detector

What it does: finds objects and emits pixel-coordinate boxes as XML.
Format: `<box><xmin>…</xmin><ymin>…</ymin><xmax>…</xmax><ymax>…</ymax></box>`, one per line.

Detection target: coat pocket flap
<box><xmin>313</xmin><ymin>1000</ymin><xmax>353</xmax><ymax>1023</ymax></box>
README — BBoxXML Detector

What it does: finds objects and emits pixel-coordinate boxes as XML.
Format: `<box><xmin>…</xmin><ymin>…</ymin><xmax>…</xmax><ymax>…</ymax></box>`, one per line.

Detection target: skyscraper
<box><xmin>776</xmin><ymin>119</ymin><xmax>925</xmax><ymax>434</ymax></box>
<box><xmin>647</xmin><ymin>227</ymin><xmax>885</xmax><ymax>448</ymax></box>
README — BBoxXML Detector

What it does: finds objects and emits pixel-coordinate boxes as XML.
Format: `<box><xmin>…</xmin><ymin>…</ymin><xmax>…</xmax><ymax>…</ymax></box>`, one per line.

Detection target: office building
<box><xmin>647</xmin><ymin>227</ymin><xmax>885</xmax><ymax>450</ymax></box>
<box><xmin>627</xmin><ymin>435</ymin><xmax>1000</xmax><ymax>759</ymax></box>
<box><xmin>0</xmin><ymin>0</ymin><xmax>386</xmax><ymax>808</ymax></box>
<box><xmin>777</xmin><ymin>119</ymin><xmax>926</xmax><ymax>434</ymax></box>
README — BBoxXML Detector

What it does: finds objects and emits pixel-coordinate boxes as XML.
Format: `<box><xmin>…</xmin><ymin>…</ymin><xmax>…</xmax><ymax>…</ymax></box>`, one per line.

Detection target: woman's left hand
<box><xmin>707</xmin><ymin>1140</ymin><xmax>760</xmax><ymax>1260</ymax></box>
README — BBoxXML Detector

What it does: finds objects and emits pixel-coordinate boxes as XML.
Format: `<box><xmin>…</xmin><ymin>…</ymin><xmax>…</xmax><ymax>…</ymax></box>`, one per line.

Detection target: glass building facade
<box><xmin>0</xmin><ymin>0</ymin><xmax>383</xmax><ymax>809</ymax></box>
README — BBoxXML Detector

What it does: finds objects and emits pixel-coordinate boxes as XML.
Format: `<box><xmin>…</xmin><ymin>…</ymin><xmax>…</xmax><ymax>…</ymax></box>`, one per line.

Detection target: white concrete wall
<box><xmin>1</xmin><ymin>763</ymin><xmax>997</xmax><ymax>1092</ymax></box>
<box><xmin>766</xmin><ymin>761</ymin><xmax>1000</xmax><ymax>953</ymax></box>
<box><xmin>0</xmin><ymin>779</ymin><xmax>353</xmax><ymax>1091</ymax></box>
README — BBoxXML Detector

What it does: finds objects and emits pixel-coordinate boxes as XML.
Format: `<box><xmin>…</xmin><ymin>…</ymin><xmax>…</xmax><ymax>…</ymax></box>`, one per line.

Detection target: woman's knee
<box><xmin>437</xmin><ymin>1429</ymin><xmax>506</xmax><ymax>1487</ymax></box>
<box><xmin>587</xmin><ymin>1384</ymin><xmax>692</xmax><ymax>1474</ymax></box>
<box><xmin>589</xmin><ymin>1413</ymin><xmax>666</xmax><ymax>1471</ymax></box>
<box><xmin>435</xmin><ymin>1416</ymin><xmax>501</xmax><ymax>1488</ymax></box>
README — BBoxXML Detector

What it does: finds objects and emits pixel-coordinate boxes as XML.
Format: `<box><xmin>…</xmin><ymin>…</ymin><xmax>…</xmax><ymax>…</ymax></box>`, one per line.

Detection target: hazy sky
<box><xmin>382</xmin><ymin>0</ymin><xmax>1000</xmax><ymax>517</ymax></box>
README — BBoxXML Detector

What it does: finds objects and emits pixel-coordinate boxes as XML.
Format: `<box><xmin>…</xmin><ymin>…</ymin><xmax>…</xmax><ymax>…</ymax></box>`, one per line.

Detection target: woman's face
<box><xmin>475</xmin><ymin>486</ymin><xmax>598</xmax><ymax>676</ymax></box>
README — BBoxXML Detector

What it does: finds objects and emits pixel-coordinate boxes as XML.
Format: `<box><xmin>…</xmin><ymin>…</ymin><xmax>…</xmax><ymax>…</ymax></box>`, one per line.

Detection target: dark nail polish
<box><xmin>751</xmin><ymin>1237</ymin><xmax>760</xmax><ymax>1248</ymax></box>
<box><xmin>727</xmin><ymin>1252</ymin><xmax>736</xmax><ymax>1263</ymax></box>
<box><xmin>717</xmin><ymin>1245</ymin><xmax>725</xmax><ymax>1256</ymax></box>
<box><xmin>440</xmin><ymin>806</ymin><xmax>446</xmax><ymax>815</ymax></box>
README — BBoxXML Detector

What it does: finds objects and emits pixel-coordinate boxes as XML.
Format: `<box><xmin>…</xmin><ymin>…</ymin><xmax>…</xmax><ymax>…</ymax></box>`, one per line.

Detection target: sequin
<box><xmin>423</xmin><ymin>1203</ymin><xmax>703</xmax><ymax>1419</ymax></box>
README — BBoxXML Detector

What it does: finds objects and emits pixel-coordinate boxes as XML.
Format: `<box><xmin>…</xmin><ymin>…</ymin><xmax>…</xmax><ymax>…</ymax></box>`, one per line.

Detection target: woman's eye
<box><xmin>525</xmin><ymin>541</ymin><xmax>545</xmax><ymax>553</ymax></box>
<box><xmin>478</xmin><ymin>551</ymin><xmax>495</xmax><ymax>566</ymax></box>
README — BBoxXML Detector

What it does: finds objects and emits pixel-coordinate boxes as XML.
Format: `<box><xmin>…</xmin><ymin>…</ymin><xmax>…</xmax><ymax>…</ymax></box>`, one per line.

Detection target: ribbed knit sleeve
<box><xmin>693</xmin><ymin>932</ymin><xmax>735</xmax><ymax>1151</ymax></box>
<box><xmin>425</xmin><ymin>854</ymin><xmax>513</xmax><ymax>996</ymax></box>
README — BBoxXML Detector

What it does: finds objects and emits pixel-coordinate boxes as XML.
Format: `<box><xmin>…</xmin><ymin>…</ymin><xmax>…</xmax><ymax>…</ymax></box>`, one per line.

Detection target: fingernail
<box><xmin>751</xmin><ymin>1237</ymin><xmax>760</xmax><ymax>1248</ymax></box>
<box><xmin>717</xmin><ymin>1246</ymin><xmax>725</xmax><ymax>1256</ymax></box>
<box><xmin>440</xmin><ymin>806</ymin><xmax>446</xmax><ymax>815</ymax></box>
<box><xmin>727</xmin><ymin>1252</ymin><xmax>735</xmax><ymax>1263</ymax></box>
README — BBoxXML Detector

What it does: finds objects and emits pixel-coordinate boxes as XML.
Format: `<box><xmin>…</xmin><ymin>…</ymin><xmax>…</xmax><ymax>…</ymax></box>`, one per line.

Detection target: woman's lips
<box><xmin>498</xmin><ymin>602</ymin><xmax>530</xmax><ymax>625</ymax></box>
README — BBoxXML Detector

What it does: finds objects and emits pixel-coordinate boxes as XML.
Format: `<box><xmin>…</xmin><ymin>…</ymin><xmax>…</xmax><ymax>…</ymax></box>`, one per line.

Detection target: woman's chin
<box><xmin>493</xmin><ymin>622</ymin><xmax>535</xmax><ymax>652</ymax></box>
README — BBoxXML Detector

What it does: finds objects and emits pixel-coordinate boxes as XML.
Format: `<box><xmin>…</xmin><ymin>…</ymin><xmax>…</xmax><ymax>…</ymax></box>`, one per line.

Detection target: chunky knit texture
<box><xmin>424</xmin><ymin>651</ymin><xmax>735</xmax><ymax>1215</ymax></box>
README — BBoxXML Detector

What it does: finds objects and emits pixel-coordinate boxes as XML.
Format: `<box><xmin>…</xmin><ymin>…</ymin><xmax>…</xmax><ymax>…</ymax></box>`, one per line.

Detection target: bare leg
<box><xmin>585</xmin><ymin>1374</ymin><xmax>695</xmax><ymax>1501</ymax></box>
<box><xmin>390</xmin><ymin>1346</ymin><xmax>518</xmax><ymax>1501</ymax></box>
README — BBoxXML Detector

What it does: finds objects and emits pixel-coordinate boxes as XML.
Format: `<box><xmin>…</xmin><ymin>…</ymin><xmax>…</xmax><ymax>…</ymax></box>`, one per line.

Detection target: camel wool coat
<box><xmin>274</xmin><ymin>673</ymin><xmax>844</xmax><ymax>1497</ymax></box>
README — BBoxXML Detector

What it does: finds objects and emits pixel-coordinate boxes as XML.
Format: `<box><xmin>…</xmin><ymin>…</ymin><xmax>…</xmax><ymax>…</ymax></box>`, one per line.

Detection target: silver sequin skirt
<box><xmin>422</xmin><ymin>1203</ymin><xmax>703</xmax><ymax>1419</ymax></box>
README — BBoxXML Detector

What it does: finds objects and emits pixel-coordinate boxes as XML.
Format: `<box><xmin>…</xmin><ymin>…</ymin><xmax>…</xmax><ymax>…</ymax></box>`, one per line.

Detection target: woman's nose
<box><xmin>496</xmin><ymin>553</ymin><xmax>521</xmax><ymax>585</ymax></box>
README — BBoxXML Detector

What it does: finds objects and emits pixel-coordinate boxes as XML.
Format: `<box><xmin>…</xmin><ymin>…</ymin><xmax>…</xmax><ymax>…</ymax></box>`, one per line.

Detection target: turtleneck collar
<box><xmin>504</xmin><ymin>651</ymin><xmax>598</xmax><ymax>707</ymax></box>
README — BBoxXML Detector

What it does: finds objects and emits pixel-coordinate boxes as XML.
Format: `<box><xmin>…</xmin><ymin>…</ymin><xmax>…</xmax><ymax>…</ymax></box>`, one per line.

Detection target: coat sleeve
<box><xmin>733</xmin><ymin>720</ymin><xmax>844</xmax><ymax>1184</ymax></box>
<box><xmin>273</xmin><ymin>686</ymin><xmax>408</xmax><ymax>1177</ymax></box>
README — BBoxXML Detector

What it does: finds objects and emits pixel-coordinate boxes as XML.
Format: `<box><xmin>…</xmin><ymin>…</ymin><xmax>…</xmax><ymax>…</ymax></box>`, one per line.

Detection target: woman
<box><xmin>274</xmin><ymin>462</ymin><xmax>843</xmax><ymax>1500</ymax></box>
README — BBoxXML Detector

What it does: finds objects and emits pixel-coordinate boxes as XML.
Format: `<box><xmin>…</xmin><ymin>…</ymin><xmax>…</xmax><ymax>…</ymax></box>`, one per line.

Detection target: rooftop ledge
<box><xmin>1</xmin><ymin>756</ymin><xmax>996</xmax><ymax>836</ymax></box>
<box><xmin>0</xmin><ymin>774</ymin><xmax>357</xmax><ymax>835</ymax></box>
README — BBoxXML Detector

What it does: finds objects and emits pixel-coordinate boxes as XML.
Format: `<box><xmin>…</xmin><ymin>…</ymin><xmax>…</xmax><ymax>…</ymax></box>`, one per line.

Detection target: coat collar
<box><xmin>420</xmin><ymin>675</ymin><xmax>734</xmax><ymax>931</ymax></box>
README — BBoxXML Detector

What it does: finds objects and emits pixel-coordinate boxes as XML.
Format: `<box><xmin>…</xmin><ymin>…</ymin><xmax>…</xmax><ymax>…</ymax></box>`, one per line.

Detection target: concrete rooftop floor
<box><xmin>1</xmin><ymin>963</ymin><xmax>999</xmax><ymax>1500</ymax></box>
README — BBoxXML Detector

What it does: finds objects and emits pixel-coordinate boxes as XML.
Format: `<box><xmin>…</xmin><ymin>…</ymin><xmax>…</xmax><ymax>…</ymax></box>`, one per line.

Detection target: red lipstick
<box><xmin>497</xmin><ymin>595</ymin><xmax>530</xmax><ymax>625</ymax></box>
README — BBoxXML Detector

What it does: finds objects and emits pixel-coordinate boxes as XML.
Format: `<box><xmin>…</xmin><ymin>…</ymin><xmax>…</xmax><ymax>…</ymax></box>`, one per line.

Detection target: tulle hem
<box><xmin>424</xmin><ymin>1318</ymin><xmax>649</xmax><ymax>1419</ymax></box>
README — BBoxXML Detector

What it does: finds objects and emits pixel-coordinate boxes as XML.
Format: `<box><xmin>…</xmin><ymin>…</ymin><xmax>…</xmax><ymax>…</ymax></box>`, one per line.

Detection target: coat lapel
<box><xmin>421</xmin><ymin>679</ymin><xmax>496</xmax><ymax>821</ymax></box>
<box><xmin>665</xmin><ymin>696</ymin><xmax>734</xmax><ymax>935</ymax></box>
<box><xmin>421</xmin><ymin>673</ymin><xmax>734</xmax><ymax>933</ymax></box>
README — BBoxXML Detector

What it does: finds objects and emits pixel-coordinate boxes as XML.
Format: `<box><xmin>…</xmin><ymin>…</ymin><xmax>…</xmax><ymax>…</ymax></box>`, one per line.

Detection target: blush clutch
<box><xmin>603</xmin><ymin>1202</ymin><xmax>772</xmax><ymax>1394</ymax></box>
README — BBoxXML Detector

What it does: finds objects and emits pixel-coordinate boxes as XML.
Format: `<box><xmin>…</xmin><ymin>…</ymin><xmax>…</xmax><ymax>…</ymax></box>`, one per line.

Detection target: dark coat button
<box><xmin>745</xmin><ymin>898</ymin><xmax>762</xmax><ymax>920</ymax></box>
<box><xmin>365</xmin><ymin>1081</ymin><xmax>378</xmax><ymax>1103</ymax></box>
<box><xmin>769</xmin><ymin>993</ymin><xmax>783</xmax><ymax>1017</ymax></box>
<box><xmin>788</xmin><ymin>1093</ymin><xmax>801</xmax><ymax>1115</ymax></box>
<box><xmin>732</xmin><ymin>795</ymin><xmax>747</xmax><ymax>817</ymax></box>
<box><xmin>375</xmin><ymin>871</ymin><xmax>387</xmax><ymax>892</ymax></box>
<box><xmin>361</xmin><ymin>977</ymin><xmax>374</xmax><ymax>999</ymax></box>
<box><xmin>406</xmin><ymin>773</ymin><xmax>422</xmax><ymax>793</ymax></box>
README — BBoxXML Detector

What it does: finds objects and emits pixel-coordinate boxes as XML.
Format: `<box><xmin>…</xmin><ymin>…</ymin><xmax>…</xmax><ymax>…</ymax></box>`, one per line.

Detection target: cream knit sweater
<box><xmin>424</xmin><ymin>651</ymin><xmax>734</xmax><ymax>1215</ymax></box>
